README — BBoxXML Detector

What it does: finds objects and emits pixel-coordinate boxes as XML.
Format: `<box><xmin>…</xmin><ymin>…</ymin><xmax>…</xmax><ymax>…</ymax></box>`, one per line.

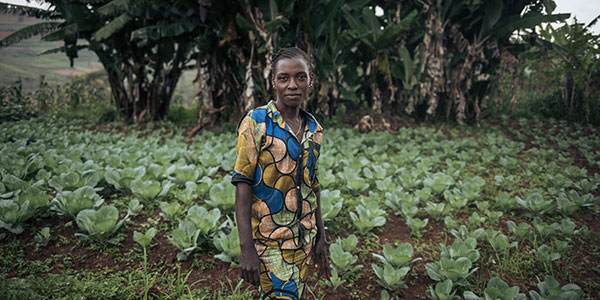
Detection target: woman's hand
<box><xmin>235</xmin><ymin>182</ymin><xmax>260</xmax><ymax>286</ymax></box>
<box><xmin>313</xmin><ymin>190</ymin><xmax>331</xmax><ymax>278</ymax></box>
<box><xmin>239</xmin><ymin>245</ymin><xmax>260</xmax><ymax>286</ymax></box>
<box><xmin>313</xmin><ymin>233</ymin><xmax>331</xmax><ymax>278</ymax></box>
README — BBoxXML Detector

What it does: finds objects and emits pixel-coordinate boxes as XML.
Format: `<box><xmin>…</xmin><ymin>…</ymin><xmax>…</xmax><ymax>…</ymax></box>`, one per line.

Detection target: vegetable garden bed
<box><xmin>1</xmin><ymin>116</ymin><xmax>599</xmax><ymax>299</ymax></box>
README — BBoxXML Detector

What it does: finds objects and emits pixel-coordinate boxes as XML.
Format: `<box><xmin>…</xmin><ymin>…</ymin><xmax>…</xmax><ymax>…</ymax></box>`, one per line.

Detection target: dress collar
<box><xmin>266</xmin><ymin>100</ymin><xmax>320</xmax><ymax>134</ymax></box>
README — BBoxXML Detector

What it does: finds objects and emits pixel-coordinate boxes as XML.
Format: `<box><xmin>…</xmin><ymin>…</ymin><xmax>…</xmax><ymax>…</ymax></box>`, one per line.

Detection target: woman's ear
<box><xmin>309</xmin><ymin>73</ymin><xmax>314</xmax><ymax>88</ymax></box>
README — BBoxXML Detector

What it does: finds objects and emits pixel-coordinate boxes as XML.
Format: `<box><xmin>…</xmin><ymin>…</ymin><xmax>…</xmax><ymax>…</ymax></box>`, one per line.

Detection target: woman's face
<box><xmin>273</xmin><ymin>57</ymin><xmax>312</xmax><ymax>109</ymax></box>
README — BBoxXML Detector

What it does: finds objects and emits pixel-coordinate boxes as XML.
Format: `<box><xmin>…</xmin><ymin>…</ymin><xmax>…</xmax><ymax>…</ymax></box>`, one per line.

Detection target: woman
<box><xmin>232</xmin><ymin>47</ymin><xmax>330</xmax><ymax>299</ymax></box>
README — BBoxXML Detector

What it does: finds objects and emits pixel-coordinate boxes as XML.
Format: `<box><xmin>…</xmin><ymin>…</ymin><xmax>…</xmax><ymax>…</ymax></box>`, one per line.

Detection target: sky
<box><xmin>1</xmin><ymin>0</ymin><xmax>599</xmax><ymax>34</ymax></box>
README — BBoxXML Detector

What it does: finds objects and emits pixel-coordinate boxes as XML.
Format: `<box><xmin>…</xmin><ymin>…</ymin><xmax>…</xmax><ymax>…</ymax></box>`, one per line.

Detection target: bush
<box><xmin>167</xmin><ymin>106</ymin><xmax>197</xmax><ymax>126</ymax></box>
<box><xmin>0</xmin><ymin>106</ymin><xmax>37</xmax><ymax>123</ymax></box>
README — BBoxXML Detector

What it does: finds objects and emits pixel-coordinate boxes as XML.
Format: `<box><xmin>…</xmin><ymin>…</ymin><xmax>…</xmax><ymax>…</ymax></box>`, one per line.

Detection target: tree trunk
<box><xmin>583</xmin><ymin>71</ymin><xmax>592</xmax><ymax>122</ymax></box>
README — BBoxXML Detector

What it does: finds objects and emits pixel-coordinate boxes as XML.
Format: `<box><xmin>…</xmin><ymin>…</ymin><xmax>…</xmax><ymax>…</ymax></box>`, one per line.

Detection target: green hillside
<box><xmin>0</xmin><ymin>13</ymin><xmax>102</xmax><ymax>89</ymax></box>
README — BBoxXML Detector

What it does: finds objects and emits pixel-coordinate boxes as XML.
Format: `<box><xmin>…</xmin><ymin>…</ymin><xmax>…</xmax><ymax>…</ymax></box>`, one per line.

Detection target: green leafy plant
<box><xmin>535</xmin><ymin>244</ymin><xmax>561</xmax><ymax>271</ymax></box>
<box><xmin>485</xmin><ymin>231</ymin><xmax>518</xmax><ymax>256</ymax></box>
<box><xmin>337</xmin><ymin>168</ymin><xmax>369</xmax><ymax>192</ymax></box>
<box><xmin>495</xmin><ymin>192</ymin><xmax>518</xmax><ymax>210</ymax></box>
<box><xmin>425</xmin><ymin>257</ymin><xmax>478</xmax><ymax>285</ymax></box>
<box><xmin>406</xmin><ymin>216</ymin><xmax>428</xmax><ymax>238</ymax></box>
<box><xmin>528</xmin><ymin>276</ymin><xmax>581</xmax><ymax>300</ymax></box>
<box><xmin>424</xmin><ymin>172</ymin><xmax>454</xmax><ymax>195</ymax></box>
<box><xmin>451</xmin><ymin>225</ymin><xmax>484</xmax><ymax>241</ymax></box>
<box><xmin>401</xmin><ymin>202</ymin><xmax>420</xmax><ymax>218</ymax></box>
<box><xmin>444</xmin><ymin>216</ymin><xmax>458</xmax><ymax>229</ymax></box>
<box><xmin>34</xmin><ymin>226</ymin><xmax>51</xmax><ymax>247</ymax></box>
<box><xmin>133</xmin><ymin>227</ymin><xmax>157</xmax><ymax>300</ymax></box>
<box><xmin>104</xmin><ymin>166</ymin><xmax>146</xmax><ymax>192</ymax></box>
<box><xmin>463</xmin><ymin>277</ymin><xmax>526</xmax><ymax>300</ymax></box>
<box><xmin>0</xmin><ymin>200</ymin><xmax>29</xmax><ymax>234</ymax></box>
<box><xmin>51</xmin><ymin>186</ymin><xmax>104</xmax><ymax>219</ymax></box>
<box><xmin>397</xmin><ymin>170</ymin><xmax>421</xmax><ymax>191</ymax></box>
<box><xmin>552</xmin><ymin>218</ymin><xmax>587</xmax><ymax>236</ymax></box>
<box><xmin>384</xmin><ymin>189</ymin><xmax>414</xmax><ymax>214</ymax></box>
<box><xmin>48</xmin><ymin>170</ymin><xmax>101</xmax><ymax>192</ymax></box>
<box><xmin>468</xmin><ymin>212</ymin><xmax>486</xmax><ymax>228</ymax></box>
<box><xmin>0</xmin><ymin>186</ymin><xmax>51</xmax><ymax>234</ymax></box>
<box><xmin>166</xmin><ymin>164</ymin><xmax>203</xmax><ymax>185</ymax></box>
<box><xmin>127</xmin><ymin>198</ymin><xmax>144</xmax><ymax>216</ymax></box>
<box><xmin>184</xmin><ymin>205</ymin><xmax>222</xmax><ymax>243</ymax></box>
<box><xmin>533</xmin><ymin>217</ymin><xmax>557</xmax><ymax>241</ymax></box>
<box><xmin>475</xmin><ymin>201</ymin><xmax>490</xmax><ymax>212</ymax></box>
<box><xmin>516</xmin><ymin>191</ymin><xmax>555</xmax><ymax>215</ymax></box>
<box><xmin>441</xmin><ymin>238</ymin><xmax>480</xmax><ymax>264</ymax></box>
<box><xmin>333</xmin><ymin>234</ymin><xmax>359</xmax><ymax>253</ymax></box>
<box><xmin>485</xmin><ymin>210</ymin><xmax>503</xmax><ymax>225</ymax></box>
<box><xmin>445</xmin><ymin>190</ymin><xmax>469</xmax><ymax>210</ymax></box>
<box><xmin>75</xmin><ymin>205</ymin><xmax>129</xmax><ymax>244</ymax></box>
<box><xmin>329</xmin><ymin>243</ymin><xmax>362</xmax><ymax>275</ymax></box>
<box><xmin>372</xmin><ymin>243</ymin><xmax>422</xmax><ymax>269</ymax></box>
<box><xmin>173</xmin><ymin>181</ymin><xmax>199</xmax><ymax>206</ymax></box>
<box><xmin>574</xmin><ymin>179</ymin><xmax>598</xmax><ymax>193</ymax></box>
<box><xmin>350</xmin><ymin>203</ymin><xmax>386</xmax><ymax>234</ymax></box>
<box><xmin>206</xmin><ymin>176</ymin><xmax>236</xmax><ymax>212</ymax></box>
<box><xmin>320</xmin><ymin>189</ymin><xmax>344</xmax><ymax>222</ymax></box>
<box><xmin>426</xmin><ymin>279</ymin><xmax>461</xmax><ymax>300</ymax></box>
<box><xmin>168</xmin><ymin>219</ymin><xmax>201</xmax><ymax>261</ymax></box>
<box><xmin>415</xmin><ymin>187</ymin><xmax>434</xmax><ymax>202</ymax></box>
<box><xmin>130</xmin><ymin>178</ymin><xmax>172</xmax><ymax>201</ymax></box>
<box><xmin>212</xmin><ymin>219</ymin><xmax>240</xmax><ymax>264</ymax></box>
<box><xmin>425</xmin><ymin>202</ymin><xmax>451</xmax><ymax>220</ymax></box>
<box><xmin>133</xmin><ymin>227</ymin><xmax>156</xmax><ymax>249</ymax></box>
<box><xmin>506</xmin><ymin>221</ymin><xmax>531</xmax><ymax>241</ymax></box>
<box><xmin>458</xmin><ymin>176</ymin><xmax>485</xmax><ymax>202</ymax></box>
<box><xmin>372</xmin><ymin>263</ymin><xmax>410</xmax><ymax>293</ymax></box>
<box><xmin>556</xmin><ymin>192</ymin><xmax>579</xmax><ymax>216</ymax></box>
<box><xmin>326</xmin><ymin>268</ymin><xmax>346</xmax><ymax>291</ymax></box>
<box><xmin>159</xmin><ymin>201</ymin><xmax>183</xmax><ymax>223</ymax></box>
<box><xmin>562</xmin><ymin>190</ymin><xmax>597</xmax><ymax>209</ymax></box>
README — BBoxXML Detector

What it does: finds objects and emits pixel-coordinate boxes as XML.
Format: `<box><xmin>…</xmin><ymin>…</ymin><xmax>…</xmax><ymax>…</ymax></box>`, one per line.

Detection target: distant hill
<box><xmin>0</xmin><ymin>12</ymin><xmax>103</xmax><ymax>89</ymax></box>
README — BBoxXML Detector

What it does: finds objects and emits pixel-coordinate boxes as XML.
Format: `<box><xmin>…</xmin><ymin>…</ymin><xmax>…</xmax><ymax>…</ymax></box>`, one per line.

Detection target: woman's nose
<box><xmin>287</xmin><ymin>78</ymin><xmax>298</xmax><ymax>89</ymax></box>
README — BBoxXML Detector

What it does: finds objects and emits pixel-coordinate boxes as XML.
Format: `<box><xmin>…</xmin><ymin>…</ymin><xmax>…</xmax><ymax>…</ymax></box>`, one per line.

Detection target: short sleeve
<box><xmin>231</xmin><ymin>112</ymin><xmax>261</xmax><ymax>185</ymax></box>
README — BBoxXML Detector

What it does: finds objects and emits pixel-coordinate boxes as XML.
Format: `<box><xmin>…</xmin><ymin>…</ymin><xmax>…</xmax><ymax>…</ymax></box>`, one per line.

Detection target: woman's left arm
<box><xmin>313</xmin><ymin>190</ymin><xmax>331</xmax><ymax>278</ymax></box>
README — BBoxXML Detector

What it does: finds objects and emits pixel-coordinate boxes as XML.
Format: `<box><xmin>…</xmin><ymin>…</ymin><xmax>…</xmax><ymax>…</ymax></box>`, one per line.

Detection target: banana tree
<box><xmin>415</xmin><ymin>0</ymin><xmax>568</xmax><ymax>124</ymax></box>
<box><xmin>532</xmin><ymin>18</ymin><xmax>600</xmax><ymax>123</ymax></box>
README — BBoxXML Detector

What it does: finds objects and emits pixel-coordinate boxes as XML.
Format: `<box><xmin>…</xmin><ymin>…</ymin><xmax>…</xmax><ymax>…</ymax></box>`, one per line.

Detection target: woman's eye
<box><xmin>297</xmin><ymin>74</ymin><xmax>307</xmax><ymax>81</ymax></box>
<box><xmin>277</xmin><ymin>76</ymin><xmax>288</xmax><ymax>82</ymax></box>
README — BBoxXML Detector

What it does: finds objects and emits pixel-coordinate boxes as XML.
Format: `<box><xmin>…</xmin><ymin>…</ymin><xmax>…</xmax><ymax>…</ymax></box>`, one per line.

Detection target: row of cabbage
<box><xmin>0</xmin><ymin>118</ymin><xmax>242</xmax><ymax>262</ymax></box>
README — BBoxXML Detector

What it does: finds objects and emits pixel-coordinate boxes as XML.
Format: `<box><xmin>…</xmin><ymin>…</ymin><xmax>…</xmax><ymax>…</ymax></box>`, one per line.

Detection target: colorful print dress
<box><xmin>232</xmin><ymin>100</ymin><xmax>323</xmax><ymax>299</ymax></box>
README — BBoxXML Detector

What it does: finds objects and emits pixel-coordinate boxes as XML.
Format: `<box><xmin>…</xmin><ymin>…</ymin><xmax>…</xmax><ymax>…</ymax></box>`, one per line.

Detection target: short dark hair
<box><xmin>271</xmin><ymin>47</ymin><xmax>314</xmax><ymax>76</ymax></box>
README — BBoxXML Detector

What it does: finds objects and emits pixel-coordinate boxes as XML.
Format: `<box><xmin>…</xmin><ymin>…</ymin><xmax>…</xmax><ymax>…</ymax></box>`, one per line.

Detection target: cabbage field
<box><xmin>1</xmin><ymin>116</ymin><xmax>599</xmax><ymax>299</ymax></box>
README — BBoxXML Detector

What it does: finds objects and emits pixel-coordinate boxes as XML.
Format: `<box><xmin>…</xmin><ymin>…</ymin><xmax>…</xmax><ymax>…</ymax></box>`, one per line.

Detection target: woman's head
<box><xmin>271</xmin><ymin>47</ymin><xmax>314</xmax><ymax>76</ymax></box>
<box><xmin>271</xmin><ymin>47</ymin><xmax>314</xmax><ymax>107</ymax></box>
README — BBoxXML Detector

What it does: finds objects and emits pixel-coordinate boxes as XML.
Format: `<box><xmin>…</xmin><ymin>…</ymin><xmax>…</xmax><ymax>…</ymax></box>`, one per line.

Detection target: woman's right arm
<box><xmin>235</xmin><ymin>182</ymin><xmax>260</xmax><ymax>286</ymax></box>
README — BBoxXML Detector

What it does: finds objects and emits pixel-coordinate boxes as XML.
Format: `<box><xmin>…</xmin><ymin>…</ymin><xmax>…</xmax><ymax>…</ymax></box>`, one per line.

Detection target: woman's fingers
<box><xmin>240</xmin><ymin>264</ymin><xmax>259</xmax><ymax>286</ymax></box>
<box><xmin>252</xmin><ymin>267</ymin><xmax>260</xmax><ymax>286</ymax></box>
<box><xmin>248</xmin><ymin>268</ymin><xmax>259</xmax><ymax>286</ymax></box>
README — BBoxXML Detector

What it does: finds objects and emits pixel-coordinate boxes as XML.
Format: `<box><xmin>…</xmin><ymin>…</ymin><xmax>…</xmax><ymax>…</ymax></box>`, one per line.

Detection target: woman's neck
<box><xmin>274</xmin><ymin>100</ymin><xmax>301</xmax><ymax>121</ymax></box>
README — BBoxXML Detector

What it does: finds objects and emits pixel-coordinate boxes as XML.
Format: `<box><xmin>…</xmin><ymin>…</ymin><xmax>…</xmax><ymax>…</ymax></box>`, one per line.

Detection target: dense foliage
<box><xmin>1</xmin><ymin>0</ymin><xmax>570</xmax><ymax>125</ymax></box>
<box><xmin>508</xmin><ymin>18</ymin><xmax>600</xmax><ymax>124</ymax></box>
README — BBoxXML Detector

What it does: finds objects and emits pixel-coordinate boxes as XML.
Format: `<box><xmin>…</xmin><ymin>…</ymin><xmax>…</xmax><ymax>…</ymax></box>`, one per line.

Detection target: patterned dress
<box><xmin>232</xmin><ymin>100</ymin><xmax>323</xmax><ymax>299</ymax></box>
